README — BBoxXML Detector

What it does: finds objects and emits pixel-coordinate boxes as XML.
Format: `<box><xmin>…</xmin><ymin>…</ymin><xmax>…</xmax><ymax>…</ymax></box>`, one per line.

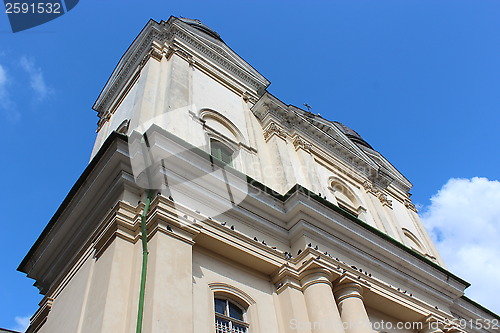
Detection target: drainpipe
<box><xmin>136</xmin><ymin>189</ymin><xmax>153</xmax><ymax>333</ymax></box>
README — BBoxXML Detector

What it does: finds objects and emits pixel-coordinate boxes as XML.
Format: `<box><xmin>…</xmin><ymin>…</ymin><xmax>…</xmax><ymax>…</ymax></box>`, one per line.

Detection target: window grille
<box><xmin>214</xmin><ymin>298</ymin><xmax>248</xmax><ymax>333</ymax></box>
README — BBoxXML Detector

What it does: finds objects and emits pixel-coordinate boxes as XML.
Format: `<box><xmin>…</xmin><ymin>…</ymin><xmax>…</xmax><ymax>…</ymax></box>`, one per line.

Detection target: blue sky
<box><xmin>1</xmin><ymin>1</ymin><xmax>499</xmax><ymax>330</ymax></box>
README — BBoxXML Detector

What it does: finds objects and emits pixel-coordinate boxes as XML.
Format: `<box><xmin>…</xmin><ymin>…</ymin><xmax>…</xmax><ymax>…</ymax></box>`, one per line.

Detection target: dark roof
<box><xmin>178</xmin><ymin>17</ymin><xmax>223</xmax><ymax>42</ymax></box>
<box><xmin>332</xmin><ymin>121</ymin><xmax>374</xmax><ymax>149</ymax></box>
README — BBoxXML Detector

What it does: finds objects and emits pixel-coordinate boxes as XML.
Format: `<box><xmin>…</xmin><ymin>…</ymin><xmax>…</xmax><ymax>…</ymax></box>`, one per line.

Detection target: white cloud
<box><xmin>0</xmin><ymin>63</ymin><xmax>20</xmax><ymax>122</ymax></box>
<box><xmin>421</xmin><ymin>177</ymin><xmax>500</xmax><ymax>315</ymax></box>
<box><xmin>0</xmin><ymin>64</ymin><xmax>6</xmax><ymax>86</ymax></box>
<box><xmin>12</xmin><ymin>316</ymin><xmax>30</xmax><ymax>332</ymax></box>
<box><xmin>20</xmin><ymin>56</ymin><xmax>52</xmax><ymax>101</ymax></box>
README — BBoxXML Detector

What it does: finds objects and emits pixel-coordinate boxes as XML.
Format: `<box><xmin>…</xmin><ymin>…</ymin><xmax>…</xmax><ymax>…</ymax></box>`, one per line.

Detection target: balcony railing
<box><xmin>216</xmin><ymin>317</ymin><xmax>247</xmax><ymax>333</ymax></box>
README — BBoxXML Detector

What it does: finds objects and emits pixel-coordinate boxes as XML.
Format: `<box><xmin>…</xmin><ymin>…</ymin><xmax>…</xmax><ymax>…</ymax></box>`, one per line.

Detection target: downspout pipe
<box><xmin>136</xmin><ymin>189</ymin><xmax>153</xmax><ymax>333</ymax></box>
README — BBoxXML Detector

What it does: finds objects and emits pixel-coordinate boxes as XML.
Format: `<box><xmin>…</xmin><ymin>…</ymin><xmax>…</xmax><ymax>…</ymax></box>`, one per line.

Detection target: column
<box><xmin>301</xmin><ymin>269</ymin><xmax>345</xmax><ymax>333</ymax></box>
<box><xmin>334</xmin><ymin>281</ymin><xmax>372</xmax><ymax>333</ymax></box>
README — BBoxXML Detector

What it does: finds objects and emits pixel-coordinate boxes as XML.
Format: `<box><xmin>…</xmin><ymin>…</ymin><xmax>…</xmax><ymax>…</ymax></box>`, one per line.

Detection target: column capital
<box><xmin>300</xmin><ymin>268</ymin><xmax>334</xmax><ymax>290</ymax></box>
<box><xmin>334</xmin><ymin>281</ymin><xmax>364</xmax><ymax>303</ymax></box>
<box><xmin>272</xmin><ymin>264</ymin><xmax>302</xmax><ymax>293</ymax></box>
<box><xmin>333</xmin><ymin>277</ymin><xmax>373</xmax><ymax>333</ymax></box>
<box><xmin>333</xmin><ymin>275</ymin><xmax>370</xmax><ymax>302</ymax></box>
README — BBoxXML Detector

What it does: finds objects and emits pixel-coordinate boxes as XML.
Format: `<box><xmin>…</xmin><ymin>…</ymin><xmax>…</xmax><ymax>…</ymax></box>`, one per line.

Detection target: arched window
<box><xmin>402</xmin><ymin>228</ymin><xmax>426</xmax><ymax>255</ymax></box>
<box><xmin>214</xmin><ymin>298</ymin><xmax>248</xmax><ymax>333</ymax></box>
<box><xmin>329</xmin><ymin>178</ymin><xmax>361</xmax><ymax>217</ymax></box>
<box><xmin>211</xmin><ymin>139</ymin><xmax>234</xmax><ymax>166</ymax></box>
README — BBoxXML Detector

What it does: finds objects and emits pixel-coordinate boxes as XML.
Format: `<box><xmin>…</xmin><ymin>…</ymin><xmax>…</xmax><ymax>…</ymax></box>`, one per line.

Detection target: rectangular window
<box><xmin>211</xmin><ymin>140</ymin><xmax>233</xmax><ymax>166</ymax></box>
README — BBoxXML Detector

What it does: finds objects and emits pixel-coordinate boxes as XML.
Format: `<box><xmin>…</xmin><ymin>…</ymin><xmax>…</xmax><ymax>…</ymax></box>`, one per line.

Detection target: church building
<box><xmin>19</xmin><ymin>16</ymin><xmax>498</xmax><ymax>333</ymax></box>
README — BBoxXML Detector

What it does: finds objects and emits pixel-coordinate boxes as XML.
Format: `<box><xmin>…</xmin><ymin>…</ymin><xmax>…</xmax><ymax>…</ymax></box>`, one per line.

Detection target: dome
<box><xmin>332</xmin><ymin>121</ymin><xmax>373</xmax><ymax>149</ymax></box>
<box><xmin>178</xmin><ymin>17</ymin><xmax>223</xmax><ymax>42</ymax></box>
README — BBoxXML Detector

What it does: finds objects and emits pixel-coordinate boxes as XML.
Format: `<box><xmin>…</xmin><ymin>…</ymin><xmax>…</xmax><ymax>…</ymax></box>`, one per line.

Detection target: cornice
<box><xmin>93</xmin><ymin>17</ymin><xmax>269</xmax><ymax>120</ymax></box>
<box><xmin>94</xmin><ymin>21</ymin><xmax>165</xmax><ymax>117</ymax></box>
<box><xmin>269</xmin><ymin>246</ymin><xmax>458</xmax><ymax>322</ymax></box>
<box><xmin>252</xmin><ymin>94</ymin><xmax>414</xmax><ymax>194</ymax></box>
<box><xmin>168</xmin><ymin>23</ymin><xmax>268</xmax><ymax>90</ymax></box>
<box><xmin>253</xmin><ymin>99</ymin><xmax>401</xmax><ymax>191</ymax></box>
<box><xmin>28</xmin><ymin>296</ymin><xmax>53</xmax><ymax>333</ymax></box>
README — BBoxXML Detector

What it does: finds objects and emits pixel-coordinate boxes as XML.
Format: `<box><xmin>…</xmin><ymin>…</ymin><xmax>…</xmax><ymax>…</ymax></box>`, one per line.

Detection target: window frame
<box><xmin>214</xmin><ymin>297</ymin><xmax>249</xmax><ymax>333</ymax></box>
<box><xmin>210</xmin><ymin>139</ymin><xmax>235</xmax><ymax>166</ymax></box>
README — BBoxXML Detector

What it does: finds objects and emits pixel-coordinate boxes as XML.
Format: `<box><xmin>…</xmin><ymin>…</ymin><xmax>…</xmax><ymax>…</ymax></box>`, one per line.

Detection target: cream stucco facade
<box><xmin>19</xmin><ymin>16</ymin><xmax>498</xmax><ymax>333</ymax></box>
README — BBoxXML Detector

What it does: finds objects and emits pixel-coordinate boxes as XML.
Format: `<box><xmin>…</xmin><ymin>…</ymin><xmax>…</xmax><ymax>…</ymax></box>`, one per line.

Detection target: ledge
<box><xmin>20</xmin><ymin>127</ymin><xmax>469</xmax><ymax>293</ymax></box>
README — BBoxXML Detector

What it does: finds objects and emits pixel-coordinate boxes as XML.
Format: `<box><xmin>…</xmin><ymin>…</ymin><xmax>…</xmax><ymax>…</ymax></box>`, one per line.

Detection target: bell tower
<box><xmin>19</xmin><ymin>16</ymin><xmax>497</xmax><ymax>333</ymax></box>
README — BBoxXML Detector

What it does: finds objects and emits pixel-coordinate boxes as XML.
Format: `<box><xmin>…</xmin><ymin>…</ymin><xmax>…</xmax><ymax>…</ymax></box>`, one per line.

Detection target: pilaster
<box><xmin>274</xmin><ymin>266</ymin><xmax>312</xmax><ymax>333</ymax></box>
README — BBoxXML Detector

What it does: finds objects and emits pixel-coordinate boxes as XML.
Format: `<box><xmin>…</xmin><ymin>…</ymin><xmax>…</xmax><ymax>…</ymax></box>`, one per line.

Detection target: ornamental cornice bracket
<box><xmin>263</xmin><ymin>122</ymin><xmax>287</xmax><ymax>142</ymax></box>
<box><xmin>292</xmin><ymin>135</ymin><xmax>313</xmax><ymax>153</ymax></box>
<box><xmin>242</xmin><ymin>91</ymin><xmax>258</xmax><ymax>104</ymax></box>
<box><xmin>363</xmin><ymin>180</ymin><xmax>393</xmax><ymax>208</ymax></box>
<box><xmin>148</xmin><ymin>41</ymin><xmax>165</xmax><ymax>62</ymax></box>
<box><xmin>363</xmin><ymin>180</ymin><xmax>378</xmax><ymax>195</ymax></box>
<box><xmin>404</xmin><ymin>198</ymin><xmax>418</xmax><ymax>212</ymax></box>
<box><xmin>368</xmin><ymin>168</ymin><xmax>394</xmax><ymax>189</ymax></box>
<box><xmin>170</xmin><ymin>47</ymin><xmax>195</xmax><ymax>66</ymax></box>
<box><xmin>378</xmin><ymin>192</ymin><xmax>393</xmax><ymax>209</ymax></box>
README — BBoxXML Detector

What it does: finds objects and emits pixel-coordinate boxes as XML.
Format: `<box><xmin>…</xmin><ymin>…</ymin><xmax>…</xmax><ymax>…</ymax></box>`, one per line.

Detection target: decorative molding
<box><xmin>172</xmin><ymin>46</ymin><xmax>195</xmax><ymax>65</ymax></box>
<box><xmin>253</xmin><ymin>101</ymin><xmax>403</xmax><ymax>193</ymax></box>
<box><xmin>242</xmin><ymin>91</ymin><xmax>258</xmax><ymax>104</ymax></box>
<box><xmin>263</xmin><ymin>122</ymin><xmax>287</xmax><ymax>142</ymax></box>
<box><xmin>292</xmin><ymin>135</ymin><xmax>312</xmax><ymax>152</ymax></box>
<box><xmin>405</xmin><ymin>198</ymin><xmax>418</xmax><ymax>212</ymax></box>
<box><xmin>149</xmin><ymin>41</ymin><xmax>164</xmax><ymax>62</ymax></box>
<box><xmin>252</xmin><ymin>96</ymin><xmax>415</xmax><ymax>194</ymax></box>
<box><xmin>363</xmin><ymin>180</ymin><xmax>393</xmax><ymax>208</ymax></box>
<box><xmin>170</xmin><ymin>25</ymin><xmax>266</xmax><ymax>90</ymax></box>
<box><xmin>28</xmin><ymin>296</ymin><xmax>53</xmax><ymax>333</ymax></box>
<box><xmin>272</xmin><ymin>265</ymin><xmax>302</xmax><ymax>293</ymax></box>
<box><xmin>94</xmin><ymin>18</ymin><xmax>268</xmax><ymax>121</ymax></box>
<box><xmin>363</xmin><ymin>180</ymin><xmax>378</xmax><ymax>195</ymax></box>
<box><xmin>299</xmin><ymin>267</ymin><xmax>334</xmax><ymax>290</ymax></box>
<box><xmin>209</xmin><ymin>282</ymin><xmax>256</xmax><ymax>306</ymax></box>
<box><xmin>94</xmin><ymin>23</ymin><xmax>164</xmax><ymax>116</ymax></box>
